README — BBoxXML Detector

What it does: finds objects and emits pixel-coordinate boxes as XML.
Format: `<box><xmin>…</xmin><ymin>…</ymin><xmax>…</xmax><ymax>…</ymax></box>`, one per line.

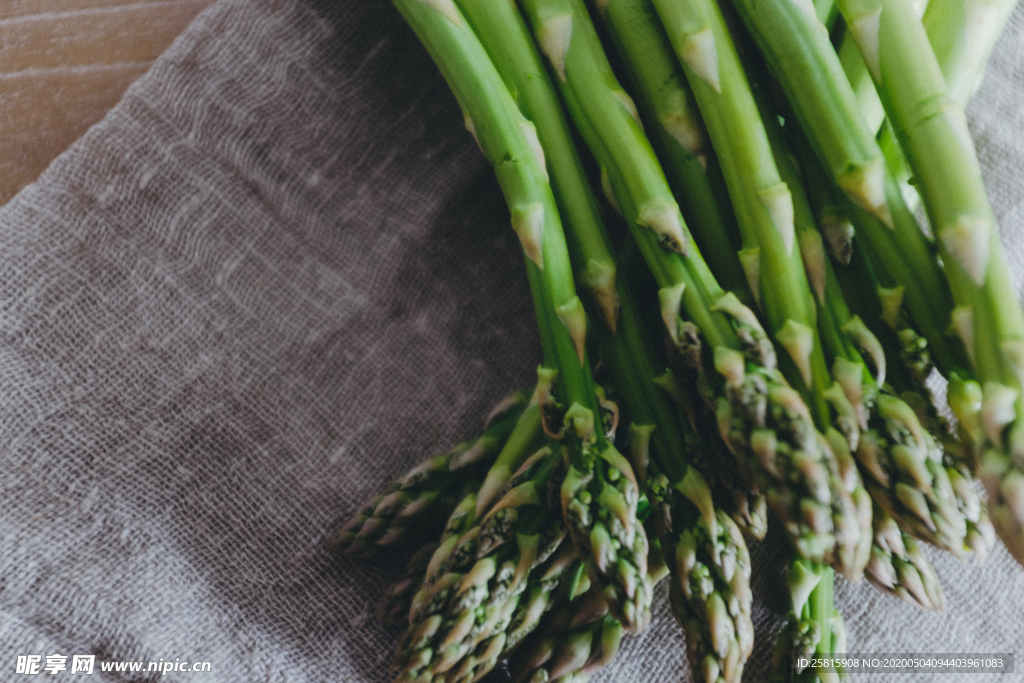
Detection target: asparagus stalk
<box><xmin>749</xmin><ymin>53</ymin><xmax>980</xmax><ymax>562</ymax></box>
<box><xmin>463</xmin><ymin>0</ymin><xmax>761</xmax><ymax>550</ymax></box>
<box><xmin>470</xmin><ymin>0</ymin><xmax>761</xmax><ymax>663</ymax></box>
<box><xmin>594</xmin><ymin>0</ymin><xmax>752</xmax><ymax>306</ymax></box>
<box><xmin>649</xmin><ymin>0</ymin><xmax>872</xmax><ymax>580</ymax></box>
<box><xmin>447</xmin><ymin>4</ymin><xmax>648</xmax><ymax>620</ymax></box>
<box><xmin>820</xmin><ymin>0</ymin><xmax>999</xmax><ymax>563</ymax></box>
<box><xmin>592</xmin><ymin>268</ymin><xmax>755</xmax><ymax>681</ymax></box>
<box><xmin>395</xmin><ymin>0</ymin><xmax>652</xmax><ymax>636</ymax></box>
<box><xmin>785</xmin><ymin>65</ymin><xmax>1002</xmax><ymax>566</ymax></box>
<box><xmin>835</xmin><ymin>0</ymin><xmax>925</xmax><ymax>135</ymax></box>
<box><xmin>844</xmin><ymin>0</ymin><xmax>1018</xmax><ymax>214</ymax></box>
<box><xmin>792</xmin><ymin>126</ymin><xmax>1000</xmax><ymax>561</ymax></box>
<box><xmin>728</xmin><ymin>0</ymin><xmax>969</xmax><ymax>381</ymax></box>
<box><xmin>771</xmin><ymin>561</ymin><xmax>847</xmax><ymax>683</ymax></box>
<box><xmin>384</xmin><ymin>2</ymin><xmax>641</xmax><ymax>677</ymax></box>
<box><xmin>923</xmin><ymin>0</ymin><xmax>1020</xmax><ymax>109</ymax></box>
<box><xmin>518</xmin><ymin>0</ymin><xmax>861</xmax><ymax>576</ymax></box>
<box><xmin>877</xmin><ymin>0</ymin><xmax>1019</xmax><ymax>211</ymax></box>
<box><xmin>465</xmin><ymin>0</ymin><xmax>759</xmax><ymax>668</ymax></box>
<box><xmin>783</xmin><ymin>120</ymin><xmax>933</xmax><ymax>386</ymax></box>
<box><xmin>455</xmin><ymin>0</ymin><xmax>620</xmax><ymax>334</ymax></box>
<box><xmin>451</xmin><ymin>0</ymin><xmax>663</xmax><ymax>633</ymax></box>
<box><xmin>590</xmin><ymin>0</ymin><xmax>769</xmax><ymax>540</ymax></box>
<box><xmin>329</xmin><ymin>391</ymin><xmax>530</xmax><ymax>555</ymax></box>
<box><xmin>766</xmin><ymin>110</ymin><xmax>958</xmax><ymax>609</ymax></box>
<box><xmin>840</xmin><ymin>0</ymin><xmax>1016</xmax><ymax>139</ymax></box>
<box><xmin>637</xmin><ymin>6</ymin><xmax>860</xmax><ymax>675</ymax></box>
<box><xmin>835</xmin><ymin>0</ymin><xmax>1024</xmax><ymax>564</ymax></box>
<box><xmin>649</xmin><ymin>0</ymin><xmax>833</xmax><ymax>423</ymax></box>
<box><xmin>730</xmin><ymin>0</ymin><xmax>1004</xmax><ymax>564</ymax></box>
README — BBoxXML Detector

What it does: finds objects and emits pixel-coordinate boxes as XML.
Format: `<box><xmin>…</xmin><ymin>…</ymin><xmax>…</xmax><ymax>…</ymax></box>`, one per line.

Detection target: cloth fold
<box><xmin>0</xmin><ymin>1</ymin><xmax>1021</xmax><ymax>681</ymax></box>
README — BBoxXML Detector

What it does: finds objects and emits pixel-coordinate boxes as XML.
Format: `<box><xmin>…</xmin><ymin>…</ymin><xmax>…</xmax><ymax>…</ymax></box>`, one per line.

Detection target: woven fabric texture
<box><xmin>0</xmin><ymin>1</ymin><xmax>1022</xmax><ymax>681</ymax></box>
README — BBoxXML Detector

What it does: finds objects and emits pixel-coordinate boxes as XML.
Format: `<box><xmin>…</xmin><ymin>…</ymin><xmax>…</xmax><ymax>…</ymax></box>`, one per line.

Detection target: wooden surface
<box><xmin>0</xmin><ymin>0</ymin><xmax>215</xmax><ymax>205</ymax></box>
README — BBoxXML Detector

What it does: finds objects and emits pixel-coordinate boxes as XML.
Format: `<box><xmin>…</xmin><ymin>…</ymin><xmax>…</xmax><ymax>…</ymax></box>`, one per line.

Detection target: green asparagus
<box><xmin>395</xmin><ymin>448</ymin><xmax>566</xmax><ymax>681</ymax></box>
<box><xmin>519</xmin><ymin>0</ymin><xmax>862</xmax><ymax>575</ymax></box>
<box><xmin>590</xmin><ymin>252</ymin><xmax>756</xmax><ymax>680</ymax></box>
<box><xmin>729</xmin><ymin>0</ymin><xmax>968</xmax><ymax>382</ymax></box>
<box><xmin>836</xmin><ymin>0</ymin><xmax>1024</xmax><ymax>565</ymax></box>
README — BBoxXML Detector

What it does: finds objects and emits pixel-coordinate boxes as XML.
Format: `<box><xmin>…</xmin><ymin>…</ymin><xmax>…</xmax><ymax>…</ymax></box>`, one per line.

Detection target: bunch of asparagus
<box><xmin>330</xmin><ymin>0</ymin><xmax>1022</xmax><ymax>680</ymax></box>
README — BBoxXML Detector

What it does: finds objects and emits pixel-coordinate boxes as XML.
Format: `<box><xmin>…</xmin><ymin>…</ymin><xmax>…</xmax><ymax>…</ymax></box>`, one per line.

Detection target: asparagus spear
<box><xmin>747</xmin><ymin>54</ymin><xmax>981</xmax><ymax>563</ymax></box>
<box><xmin>633</xmin><ymin>5</ymin><xmax>862</xmax><ymax>675</ymax></box>
<box><xmin>518</xmin><ymin>0</ymin><xmax>861</xmax><ymax>575</ymax></box>
<box><xmin>649</xmin><ymin>0</ymin><xmax>832</xmax><ymax>421</ymax></box>
<box><xmin>840</xmin><ymin>0</ymin><xmax>1017</xmax><ymax>215</ymax></box>
<box><xmin>727</xmin><ymin>0</ymin><xmax>1007</xmax><ymax>567</ymax></box>
<box><xmin>502</xmin><ymin>529</ymin><xmax>676</xmax><ymax>683</ymax></box>
<box><xmin>520</xmin><ymin>0</ymin><xmax>761</xmax><ymax>544</ymax></box>
<box><xmin>439</xmin><ymin>543</ymin><xmax>586</xmax><ymax>683</ymax></box>
<box><xmin>408</xmin><ymin>491</ymin><xmax>486</xmax><ymax>628</ymax></box>
<box><xmin>589</xmin><ymin>5</ymin><xmax>760</xmax><ymax>540</ymax></box>
<box><xmin>771</xmin><ymin>560</ymin><xmax>847</xmax><ymax>683</ymax></box>
<box><xmin>808</xmin><ymin>0</ymin><xmax>1003</xmax><ymax>566</ymax></box>
<box><xmin>467</xmin><ymin>2</ymin><xmax>761</xmax><ymax>669</ymax></box>
<box><xmin>744</xmin><ymin>47</ymin><xmax>958</xmax><ymax>618</ymax></box>
<box><xmin>880</xmin><ymin>0</ymin><xmax>1019</xmax><ymax>215</ymax></box>
<box><xmin>463</xmin><ymin>0</ymin><xmax>758</xmax><ymax>666</ymax></box>
<box><xmin>447</xmin><ymin>2</ymin><xmax>652</xmax><ymax>629</ymax></box>
<box><xmin>663</xmin><ymin>498</ymin><xmax>755</xmax><ymax>683</ymax></box>
<box><xmin>799</xmin><ymin>131</ymin><xmax>1002</xmax><ymax>565</ymax></box>
<box><xmin>839</xmin><ymin>0</ymin><xmax>1017</xmax><ymax>139</ymax></box>
<box><xmin>502</xmin><ymin>546</ymin><xmax>588</xmax><ymax>657</ymax></box>
<box><xmin>835</xmin><ymin>0</ymin><xmax>1024</xmax><ymax>564</ymax></box>
<box><xmin>394</xmin><ymin>447</ymin><xmax>567</xmax><ymax>681</ymax></box>
<box><xmin>329</xmin><ymin>391</ymin><xmax>531</xmax><ymax>555</ymax></box>
<box><xmin>922</xmin><ymin>0</ymin><xmax>1020</xmax><ymax>109</ymax></box>
<box><xmin>379</xmin><ymin>4</ymin><xmax>585</xmax><ymax>677</ymax></box>
<box><xmin>394</xmin><ymin>0</ymin><xmax>652</xmax><ymax>637</ymax></box>
<box><xmin>592</xmin><ymin>258</ymin><xmax>755</xmax><ymax>680</ymax></box>
<box><xmin>785</xmin><ymin>106</ymin><xmax>1000</xmax><ymax>550</ymax></box>
<box><xmin>649</xmin><ymin>0</ymin><xmax>873</xmax><ymax>580</ymax></box>
<box><xmin>450</xmin><ymin>9</ymin><xmax>761</xmax><ymax>673</ymax></box>
<box><xmin>728</xmin><ymin>0</ymin><xmax>969</xmax><ymax>381</ymax></box>
<box><xmin>594</xmin><ymin>0</ymin><xmax>751</xmax><ymax>307</ymax></box>
<box><xmin>476</xmin><ymin>397</ymin><xmax>550</xmax><ymax>517</ymax></box>
<box><xmin>454</xmin><ymin>0</ymin><xmax>620</xmax><ymax>334</ymax></box>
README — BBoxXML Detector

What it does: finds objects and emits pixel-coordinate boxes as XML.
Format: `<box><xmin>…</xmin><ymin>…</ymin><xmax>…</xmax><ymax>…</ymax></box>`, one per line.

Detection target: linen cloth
<box><xmin>0</xmin><ymin>0</ymin><xmax>1022</xmax><ymax>681</ymax></box>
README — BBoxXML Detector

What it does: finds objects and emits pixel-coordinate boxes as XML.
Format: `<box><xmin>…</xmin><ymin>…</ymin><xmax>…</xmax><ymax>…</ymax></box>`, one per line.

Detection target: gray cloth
<box><xmin>0</xmin><ymin>0</ymin><xmax>1022</xmax><ymax>681</ymax></box>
